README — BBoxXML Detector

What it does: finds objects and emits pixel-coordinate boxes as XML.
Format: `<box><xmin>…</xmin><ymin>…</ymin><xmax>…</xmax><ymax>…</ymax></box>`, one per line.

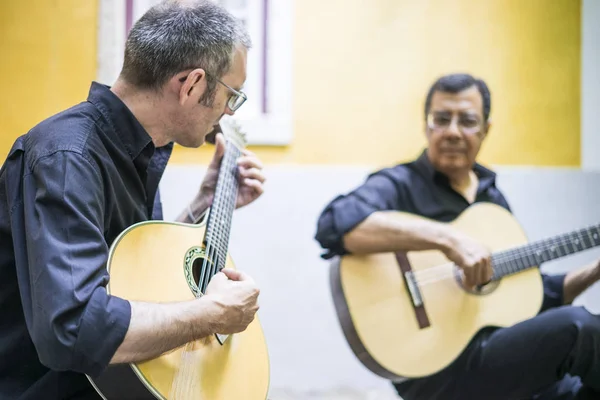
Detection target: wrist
<box><xmin>196</xmin><ymin>295</ymin><xmax>223</xmax><ymax>335</ymax></box>
<box><xmin>188</xmin><ymin>198</ymin><xmax>210</xmax><ymax>223</ymax></box>
<box><xmin>594</xmin><ymin>261</ymin><xmax>600</xmax><ymax>280</ymax></box>
<box><xmin>435</xmin><ymin>225</ymin><xmax>460</xmax><ymax>254</ymax></box>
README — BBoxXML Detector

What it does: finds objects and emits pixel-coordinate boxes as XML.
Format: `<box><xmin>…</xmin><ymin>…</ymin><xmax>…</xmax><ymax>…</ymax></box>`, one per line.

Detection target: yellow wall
<box><xmin>0</xmin><ymin>0</ymin><xmax>580</xmax><ymax>168</ymax></box>
<box><xmin>0</xmin><ymin>0</ymin><xmax>98</xmax><ymax>163</ymax></box>
<box><xmin>173</xmin><ymin>0</ymin><xmax>581</xmax><ymax>167</ymax></box>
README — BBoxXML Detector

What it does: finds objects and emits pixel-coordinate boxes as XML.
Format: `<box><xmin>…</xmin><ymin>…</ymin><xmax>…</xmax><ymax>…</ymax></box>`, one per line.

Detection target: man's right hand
<box><xmin>203</xmin><ymin>268</ymin><xmax>260</xmax><ymax>334</ymax></box>
<box><xmin>442</xmin><ymin>231</ymin><xmax>493</xmax><ymax>289</ymax></box>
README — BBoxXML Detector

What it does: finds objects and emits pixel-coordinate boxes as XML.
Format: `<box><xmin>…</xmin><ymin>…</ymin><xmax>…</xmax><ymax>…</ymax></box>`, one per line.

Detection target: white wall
<box><xmin>582</xmin><ymin>0</ymin><xmax>600</xmax><ymax>171</ymax></box>
<box><xmin>159</xmin><ymin>165</ymin><xmax>600</xmax><ymax>396</ymax></box>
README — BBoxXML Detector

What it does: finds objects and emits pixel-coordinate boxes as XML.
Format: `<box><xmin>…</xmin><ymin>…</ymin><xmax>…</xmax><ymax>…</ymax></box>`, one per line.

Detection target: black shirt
<box><xmin>315</xmin><ymin>150</ymin><xmax>565</xmax><ymax>311</ymax></box>
<box><xmin>0</xmin><ymin>82</ymin><xmax>172</xmax><ymax>399</ymax></box>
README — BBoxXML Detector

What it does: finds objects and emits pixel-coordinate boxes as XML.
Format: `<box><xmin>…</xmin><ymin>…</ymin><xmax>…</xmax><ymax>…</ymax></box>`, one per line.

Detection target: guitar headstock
<box><xmin>218</xmin><ymin>116</ymin><xmax>247</xmax><ymax>151</ymax></box>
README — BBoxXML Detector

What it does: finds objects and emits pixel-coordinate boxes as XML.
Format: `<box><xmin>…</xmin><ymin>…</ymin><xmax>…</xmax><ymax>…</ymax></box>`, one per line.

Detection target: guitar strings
<box><xmin>169</xmin><ymin>141</ymin><xmax>242</xmax><ymax>399</ymax></box>
<box><xmin>393</xmin><ymin>232</ymin><xmax>600</xmax><ymax>306</ymax></box>
<box><xmin>399</xmin><ymin>236</ymin><xmax>600</xmax><ymax>289</ymax></box>
<box><xmin>172</xmin><ymin>217</ymin><xmax>221</xmax><ymax>399</ymax></box>
<box><xmin>207</xmin><ymin>140</ymin><xmax>239</xmax><ymax>284</ymax></box>
<box><xmin>200</xmin><ymin>140</ymin><xmax>238</xmax><ymax>293</ymax></box>
<box><xmin>170</xmin><ymin>202</ymin><xmax>220</xmax><ymax>399</ymax></box>
<box><xmin>414</xmin><ymin>258</ymin><xmax>584</xmax><ymax>286</ymax></box>
<box><xmin>410</xmin><ymin>234</ymin><xmax>595</xmax><ymax>283</ymax></box>
<box><xmin>169</xmin><ymin>131</ymin><xmax>246</xmax><ymax>399</ymax></box>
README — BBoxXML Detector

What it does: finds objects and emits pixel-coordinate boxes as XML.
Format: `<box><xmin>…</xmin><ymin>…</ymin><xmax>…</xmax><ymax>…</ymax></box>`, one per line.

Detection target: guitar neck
<box><xmin>204</xmin><ymin>139</ymin><xmax>241</xmax><ymax>273</ymax></box>
<box><xmin>492</xmin><ymin>224</ymin><xmax>600</xmax><ymax>280</ymax></box>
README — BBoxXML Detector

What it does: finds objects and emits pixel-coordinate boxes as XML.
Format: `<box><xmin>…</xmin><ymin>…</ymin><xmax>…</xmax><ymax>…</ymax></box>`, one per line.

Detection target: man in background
<box><xmin>315</xmin><ymin>73</ymin><xmax>600</xmax><ymax>399</ymax></box>
<box><xmin>0</xmin><ymin>1</ymin><xmax>266</xmax><ymax>399</ymax></box>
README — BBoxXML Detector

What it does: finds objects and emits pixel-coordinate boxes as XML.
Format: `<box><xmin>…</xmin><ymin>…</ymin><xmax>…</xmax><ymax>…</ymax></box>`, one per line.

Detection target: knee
<box><xmin>555</xmin><ymin>307</ymin><xmax>600</xmax><ymax>382</ymax></box>
<box><xmin>560</xmin><ymin>306</ymin><xmax>599</xmax><ymax>340</ymax></box>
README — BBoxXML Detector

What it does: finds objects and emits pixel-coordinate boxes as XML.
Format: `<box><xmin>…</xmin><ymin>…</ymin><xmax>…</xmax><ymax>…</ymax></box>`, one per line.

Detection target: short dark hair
<box><xmin>424</xmin><ymin>73</ymin><xmax>491</xmax><ymax>122</ymax></box>
<box><xmin>120</xmin><ymin>0</ymin><xmax>251</xmax><ymax>99</ymax></box>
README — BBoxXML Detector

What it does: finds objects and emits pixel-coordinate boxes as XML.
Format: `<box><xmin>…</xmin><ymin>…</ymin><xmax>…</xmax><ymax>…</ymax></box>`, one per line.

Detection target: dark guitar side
<box><xmin>88</xmin><ymin>364</ymin><xmax>156</xmax><ymax>400</ymax></box>
<box><xmin>329</xmin><ymin>256</ymin><xmax>406</xmax><ymax>382</ymax></box>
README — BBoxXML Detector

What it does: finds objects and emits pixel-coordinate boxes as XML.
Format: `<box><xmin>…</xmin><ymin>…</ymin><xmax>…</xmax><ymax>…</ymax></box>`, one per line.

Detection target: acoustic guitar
<box><xmin>330</xmin><ymin>202</ymin><xmax>600</xmax><ymax>382</ymax></box>
<box><xmin>87</xmin><ymin>118</ymin><xmax>270</xmax><ymax>399</ymax></box>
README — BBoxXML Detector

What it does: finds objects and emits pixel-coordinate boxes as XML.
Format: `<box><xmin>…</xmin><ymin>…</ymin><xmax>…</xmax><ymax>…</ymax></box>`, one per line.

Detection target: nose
<box><xmin>444</xmin><ymin>117</ymin><xmax>462</xmax><ymax>137</ymax></box>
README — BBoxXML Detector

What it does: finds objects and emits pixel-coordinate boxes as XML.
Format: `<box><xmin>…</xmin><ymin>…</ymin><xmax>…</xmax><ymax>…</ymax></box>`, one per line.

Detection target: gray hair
<box><xmin>120</xmin><ymin>0</ymin><xmax>251</xmax><ymax>100</ymax></box>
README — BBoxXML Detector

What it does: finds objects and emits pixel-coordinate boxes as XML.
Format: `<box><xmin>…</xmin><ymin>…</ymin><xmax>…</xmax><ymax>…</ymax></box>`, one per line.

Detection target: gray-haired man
<box><xmin>0</xmin><ymin>1</ymin><xmax>265</xmax><ymax>398</ymax></box>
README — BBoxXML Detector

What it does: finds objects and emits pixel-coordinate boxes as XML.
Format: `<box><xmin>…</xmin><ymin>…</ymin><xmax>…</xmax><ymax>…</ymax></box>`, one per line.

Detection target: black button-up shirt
<box><xmin>0</xmin><ymin>82</ymin><xmax>172</xmax><ymax>399</ymax></box>
<box><xmin>315</xmin><ymin>150</ymin><xmax>565</xmax><ymax>312</ymax></box>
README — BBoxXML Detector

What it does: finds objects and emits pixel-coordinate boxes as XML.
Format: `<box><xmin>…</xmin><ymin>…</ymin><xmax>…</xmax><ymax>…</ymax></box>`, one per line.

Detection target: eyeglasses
<box><xmin>213</xmin><ymin>77</ymin><xmax>247</xmax><ymax>112</ymax></box>
<box><xmin>179</xmin><ymin>73</ymin><xmax>247</xmax><ymax>112</ymax></box>
<box><xmin>427</xmin><ymin>111</ymin><xmax>483</xmax><ymax>136</ymax></box>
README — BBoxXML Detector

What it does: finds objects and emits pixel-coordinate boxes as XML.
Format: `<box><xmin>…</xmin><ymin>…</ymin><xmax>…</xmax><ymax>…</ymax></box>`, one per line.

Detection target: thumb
<box><xmin>220</xmin><ymin>268</ymin><xmax>249</xmax><ymax>282</ymax></box>
<box><xmin>209</xmin><ymin>133</ymin><xmax>226</xmax><ymax>166</ymax></box>
<box><xmin>208</xmin><ymin>271</ymin><xmax>228</xmax><ymax>285</ymax></box>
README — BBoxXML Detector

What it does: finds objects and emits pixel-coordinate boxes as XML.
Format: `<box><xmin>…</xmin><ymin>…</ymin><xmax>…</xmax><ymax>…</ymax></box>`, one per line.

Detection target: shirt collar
<box><xmin>86</xmin><ymin>81</ymin><xmax>153</xmax><ymax>160</ymax></box>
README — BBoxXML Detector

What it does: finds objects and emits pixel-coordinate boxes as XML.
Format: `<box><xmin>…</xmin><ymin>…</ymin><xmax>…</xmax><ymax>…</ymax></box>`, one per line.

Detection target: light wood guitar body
<box><xmin>88</xmin><ymin>220</ymin><xmax>270</xmax><ymax>399</ymax></box>
<box><xmin>330</xmin><ymin>202</ymin><xmax>600</xmax><ymax>381</ymax></box>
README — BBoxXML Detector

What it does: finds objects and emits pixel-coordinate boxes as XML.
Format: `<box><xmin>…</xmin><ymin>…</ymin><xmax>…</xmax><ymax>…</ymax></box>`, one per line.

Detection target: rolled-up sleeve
<box><xmin>18</xmin><ymin>151</ymin><xmax>130</xmax><ymax>376</ymax></box>
<box><xmin>315</xmin><ymin>172</ymin><xmax>404</xmax><ymax>259</ymax></box>
<box><xmin>539</xmin><ymin>273</ymin><xmax>566</xmax><ymax>313</ymax></box>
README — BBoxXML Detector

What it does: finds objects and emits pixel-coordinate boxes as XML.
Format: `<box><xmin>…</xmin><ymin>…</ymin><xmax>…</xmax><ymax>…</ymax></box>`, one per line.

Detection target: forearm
<box><xmin>343</xmin><ymin>211</ymin><xmax>456</xmax><ymax>254</ymax></box>
<box><xmin>110</xmin><ymin>297</ymin><xmax>219</xmax><ymax>364</ymax></box>
<box><xmin>563</xmin><ymin>260</ymin><xmax>600</xmax><ymax>304</ymax></box>
<box><xmin>176</xmin><ymin>197</ymin><xmax>210</xmax><ymax>224</ymax></box>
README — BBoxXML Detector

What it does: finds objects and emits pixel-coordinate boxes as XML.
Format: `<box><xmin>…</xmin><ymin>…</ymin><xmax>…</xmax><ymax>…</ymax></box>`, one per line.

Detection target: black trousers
<box><xmin>393</xmin><ymin>306</ymin><xmax>600</xmax><ymax>400</ymax></box>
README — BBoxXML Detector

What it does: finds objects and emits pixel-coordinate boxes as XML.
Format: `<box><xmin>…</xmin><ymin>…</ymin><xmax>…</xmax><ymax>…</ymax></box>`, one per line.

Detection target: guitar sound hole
<box><xmin>453</xmin><ymin>268</ymin><xmax>500</xmax><ymax>295</ymax></box>
<box><xmin>191</xmin><ymin>257</ymin><xmax>213</xmax><ymax>291</ymax></box>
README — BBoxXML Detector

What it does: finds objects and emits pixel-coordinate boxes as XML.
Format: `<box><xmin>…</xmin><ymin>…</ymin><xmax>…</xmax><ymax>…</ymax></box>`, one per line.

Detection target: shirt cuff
<box><xmin>73</xmin><ymin>288</ymin><xmax>131</xmax><ymax>377</ymax></box>
<box><xmin>540</xmin><ymin>273</ymin><xmax>566</xmax><ymax>313</ymax></box>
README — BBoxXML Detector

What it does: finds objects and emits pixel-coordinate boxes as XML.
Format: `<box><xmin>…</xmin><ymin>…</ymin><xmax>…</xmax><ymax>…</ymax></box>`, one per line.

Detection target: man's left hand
<box><xmin>194</xmin><ymin>133</ymin><xmax>266</xmax><ymax>212</ymax></box>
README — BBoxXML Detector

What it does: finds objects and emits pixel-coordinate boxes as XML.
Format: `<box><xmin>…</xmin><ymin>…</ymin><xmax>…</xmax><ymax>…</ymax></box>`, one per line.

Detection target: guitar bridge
<box><xmin>396</xmin><ymin>252</ymin><xmax>431</xmax><ymax>329</ymax></box>
<box><xmin>404</xmin><ymin>271</ymin><xmax>423</xmax><ymax>307</ymax></box>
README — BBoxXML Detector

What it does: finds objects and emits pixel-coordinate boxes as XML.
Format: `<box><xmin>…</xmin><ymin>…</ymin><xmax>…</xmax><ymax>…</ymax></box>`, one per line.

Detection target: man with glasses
<box><xmin>315</xmin><ymin>73</ymin><xmax>600</xmax><ymax>399</ymax></box>
<box><xmin>0</xmin><ymin>2</ymin><xmax>265</xmax><ymax>399</ymax></box>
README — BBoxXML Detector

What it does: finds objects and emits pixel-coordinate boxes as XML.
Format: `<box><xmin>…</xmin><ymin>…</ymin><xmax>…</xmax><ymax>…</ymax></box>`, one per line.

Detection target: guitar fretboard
<box><xmin>199</xmin><ymin>140</ymin><xmax>241</xmax><ymax>293</ymax></box>
<box><xmin>491</xmin><ymin>224</ymin><xmax>600</xmax><ymax>280</ymax></box>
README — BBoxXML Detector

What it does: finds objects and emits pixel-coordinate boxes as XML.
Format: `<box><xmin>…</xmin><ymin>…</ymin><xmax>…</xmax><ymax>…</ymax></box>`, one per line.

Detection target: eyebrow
<box><xmin>433</xmin><ymin>110</ymin><xmax>479</xmax><ymax>116</ymax></box>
